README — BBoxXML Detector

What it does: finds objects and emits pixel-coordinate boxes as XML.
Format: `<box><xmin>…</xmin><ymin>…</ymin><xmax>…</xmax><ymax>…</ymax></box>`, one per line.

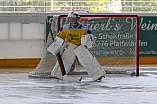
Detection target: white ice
<box><xmin>0</xmin><ymin>67</ymin><xmax>157</xmax><ymax>104</ymax></box>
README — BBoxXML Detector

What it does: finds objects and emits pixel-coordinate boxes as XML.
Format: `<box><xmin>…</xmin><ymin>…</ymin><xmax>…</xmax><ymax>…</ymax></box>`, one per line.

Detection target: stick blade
<box><xmin>63</xmin><ymin>75</ymin><xmax>82</xmax><ymax>82</ymax></box>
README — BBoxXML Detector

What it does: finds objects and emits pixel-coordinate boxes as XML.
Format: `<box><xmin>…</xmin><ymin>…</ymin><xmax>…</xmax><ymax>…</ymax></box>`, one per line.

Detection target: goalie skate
<box><xmin>74</xmin><ymin>45</ymin><xmax>106</xmax><ymax>81</ymax></box>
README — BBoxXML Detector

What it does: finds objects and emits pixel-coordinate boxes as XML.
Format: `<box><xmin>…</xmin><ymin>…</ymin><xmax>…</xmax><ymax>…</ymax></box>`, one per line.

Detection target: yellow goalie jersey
<box><xmin>57</xmin><ymin>23</ymin><xmax>92</xmax><ymax>46</ymax></box>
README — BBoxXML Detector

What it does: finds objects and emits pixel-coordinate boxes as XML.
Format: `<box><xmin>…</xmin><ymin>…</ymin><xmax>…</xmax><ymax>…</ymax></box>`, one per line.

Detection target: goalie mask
<box><xmin>67</xmin><ymin>11</ymin><xmax>80</xmax><ymax>27</ymax></box>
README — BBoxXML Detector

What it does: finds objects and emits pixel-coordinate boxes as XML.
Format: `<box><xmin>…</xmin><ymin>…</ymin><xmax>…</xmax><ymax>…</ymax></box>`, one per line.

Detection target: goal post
<box><xmin>29</xmin><ymin>14</ymin><xmax>139</xmax><ymax>78</ymax></box>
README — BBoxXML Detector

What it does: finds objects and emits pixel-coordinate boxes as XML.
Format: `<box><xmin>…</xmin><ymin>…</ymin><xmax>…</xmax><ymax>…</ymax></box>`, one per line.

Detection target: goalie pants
<box><xmin>51</xmin><ymin>43</ymin><xmax>105</xmax><ymax>80</ymax></box>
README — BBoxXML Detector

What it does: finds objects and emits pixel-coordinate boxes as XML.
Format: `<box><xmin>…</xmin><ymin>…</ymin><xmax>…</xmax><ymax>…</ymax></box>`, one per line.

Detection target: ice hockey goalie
<box><xmin>47</xmin><ymin>11</ymin><xmax>106</xmax><ymax>81</ymax></box>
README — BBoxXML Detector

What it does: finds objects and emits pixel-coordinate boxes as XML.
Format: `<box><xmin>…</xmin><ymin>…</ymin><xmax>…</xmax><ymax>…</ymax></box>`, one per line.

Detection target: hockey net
<box><xmin>29</xmin><ymin>14</ymin><xmax>139</xmax><ymax>78</ymax></box>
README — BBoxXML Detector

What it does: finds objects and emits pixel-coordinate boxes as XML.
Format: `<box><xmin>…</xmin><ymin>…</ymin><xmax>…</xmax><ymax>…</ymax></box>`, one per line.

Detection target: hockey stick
<box><xmin>46</xmin><ymin>16</ymin><xmax>66</xmax><ymax>76</ymax></box>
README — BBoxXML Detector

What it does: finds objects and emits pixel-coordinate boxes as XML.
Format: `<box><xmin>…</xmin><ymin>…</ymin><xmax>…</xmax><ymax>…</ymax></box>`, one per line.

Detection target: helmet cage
<box><xmin>67</xmin><ymin>11</ymin><xmax>79</xmax><ymax>27</ymax></box>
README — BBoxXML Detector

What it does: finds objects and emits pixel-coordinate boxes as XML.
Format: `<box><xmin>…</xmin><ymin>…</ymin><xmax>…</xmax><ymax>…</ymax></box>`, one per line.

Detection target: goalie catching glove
<box><xmin>81</xmin><ymin>34</ymin><xmax>97</xmax><ymax>48</ymax></box>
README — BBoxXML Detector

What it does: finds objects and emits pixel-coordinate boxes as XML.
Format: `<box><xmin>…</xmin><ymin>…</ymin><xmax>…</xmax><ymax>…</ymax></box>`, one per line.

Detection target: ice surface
<box><xmin>0</xmin><ymin>67</ymin><xmax>157</xmax><ymax>104</ymax></box>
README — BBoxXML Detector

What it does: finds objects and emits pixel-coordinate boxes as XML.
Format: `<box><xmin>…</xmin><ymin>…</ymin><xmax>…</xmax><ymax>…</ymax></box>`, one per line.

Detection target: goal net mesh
<box><xmin>29</xmin><ymin>14</ymin><xmax>139</xmax><ymax>78</ymax></box>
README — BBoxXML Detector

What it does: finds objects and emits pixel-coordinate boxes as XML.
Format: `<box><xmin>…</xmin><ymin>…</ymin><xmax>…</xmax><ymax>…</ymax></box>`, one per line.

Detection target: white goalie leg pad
<box><xmin>47</xmin><ymin>37</ymin><xmax>65</xmax><ymax>55</ymax></box>
<box><xmin>51</xmin><ymin>61</ymin><xmax>63</xmax><ymax>79</ymax></box>
<box><xmin>51</xmin><ymin>42</ymin><xmax>77</xmax><ymax>79</ymax></box>
<box><xmin>74</xmin><ymin>45</ymin><xmax>106</xmax><ymax>81</ymax></box>
<box><xmin>62</xmin><ymin>42</ymin><xmax>78</xmax><ymax>74</ymax></box>
<box><xmin>68</xmin><ymin>57</ymin><xmax>77</xmax><ymax>73</ymax></box>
